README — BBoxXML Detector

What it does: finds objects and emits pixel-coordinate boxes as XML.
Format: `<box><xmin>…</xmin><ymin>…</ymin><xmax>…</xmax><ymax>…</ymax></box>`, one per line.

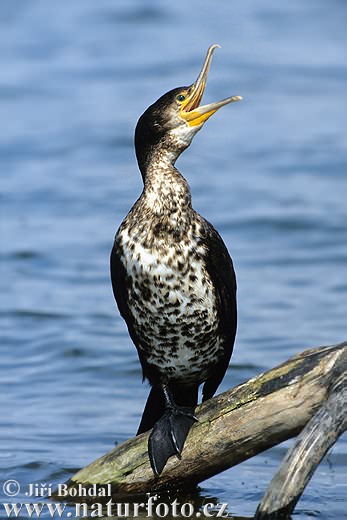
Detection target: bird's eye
<box><xmin>177</xmin><ymin>94</ymin><xmax>186</xmax><ymax>103</ymax></box>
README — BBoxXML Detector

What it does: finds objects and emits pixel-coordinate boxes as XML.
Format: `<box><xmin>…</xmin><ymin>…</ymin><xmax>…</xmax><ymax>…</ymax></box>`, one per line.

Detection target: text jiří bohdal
<box><xmin>25</xmin><ymin>482</ymin><xmax>112</xmax><ymax>498</ymax></box>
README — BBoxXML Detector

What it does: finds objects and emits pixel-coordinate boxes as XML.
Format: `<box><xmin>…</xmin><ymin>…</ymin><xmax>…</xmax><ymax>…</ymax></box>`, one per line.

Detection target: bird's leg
<box><xmin>148</xmin><ymin>384</ymin><xmax>197</xmax><ymax>477</ymax></box>
<box><xmin>161</xmin><ymin>384</ymin><xmax>198</xmax><ymax>455</ymax></box>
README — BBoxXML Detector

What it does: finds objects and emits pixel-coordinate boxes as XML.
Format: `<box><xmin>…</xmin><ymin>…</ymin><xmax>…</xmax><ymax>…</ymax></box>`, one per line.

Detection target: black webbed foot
<box><xmin>148</xmin><ymin>403</ymin><xmax>197</xmax><ymax>476</ymax></box>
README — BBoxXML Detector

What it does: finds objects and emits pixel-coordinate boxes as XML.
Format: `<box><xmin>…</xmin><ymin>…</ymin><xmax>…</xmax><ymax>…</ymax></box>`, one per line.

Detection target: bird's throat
<box><xmin>143</xmin><ymin>158</ymin><xmax>191</xmax><ymax>213</ymax></box>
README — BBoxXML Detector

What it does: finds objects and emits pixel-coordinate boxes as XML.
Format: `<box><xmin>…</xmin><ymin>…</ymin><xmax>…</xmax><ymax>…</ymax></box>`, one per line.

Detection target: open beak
<box><xmin>180</xmin><ymin>44</ymin><xmax>242</xmax><ymax>127</ymax></box>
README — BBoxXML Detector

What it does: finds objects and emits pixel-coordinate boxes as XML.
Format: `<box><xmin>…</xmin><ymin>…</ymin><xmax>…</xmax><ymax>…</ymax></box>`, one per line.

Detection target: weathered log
<box><xmin>255</xmin><ymin>369</ymin><xmax>346</xmax><ymax>519</ymax></box>
<box><xmin>54</xmin><ymin>342</ymin><xmax>346</xmax><ymax>510</ymax></box>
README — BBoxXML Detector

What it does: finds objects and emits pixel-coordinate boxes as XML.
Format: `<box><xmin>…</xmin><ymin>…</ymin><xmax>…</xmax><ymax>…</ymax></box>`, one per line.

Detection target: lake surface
<box><xmin>1</xmin><ymin>1</ymin><xmax>346</xmax><ymax>518</ymax></box>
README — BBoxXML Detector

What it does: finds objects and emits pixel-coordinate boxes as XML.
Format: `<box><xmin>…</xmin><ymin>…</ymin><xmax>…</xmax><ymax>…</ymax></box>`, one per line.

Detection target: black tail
<box><xmin>137</xmin><ymin>386</ymin><xmax>165</xmax><ymax>435</ymax></box>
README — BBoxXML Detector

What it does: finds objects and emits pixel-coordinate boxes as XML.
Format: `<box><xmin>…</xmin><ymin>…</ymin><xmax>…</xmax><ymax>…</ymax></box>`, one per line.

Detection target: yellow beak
<box><xmin>180</xmin><ymin>44</ymin><xmax>242</xmax><ymax>127</ymax></box>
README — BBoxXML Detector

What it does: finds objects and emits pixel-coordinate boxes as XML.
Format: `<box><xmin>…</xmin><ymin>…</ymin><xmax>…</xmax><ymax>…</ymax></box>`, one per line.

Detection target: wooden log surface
<box><xmin>55</xmin><ymin>342</ymin><xmax>346</xmax><ymax>504</ymax></box>
<box><xmin>255</xmin><ymin>369</ymin><xmax>346</xmax><ymax>519</ymax></box>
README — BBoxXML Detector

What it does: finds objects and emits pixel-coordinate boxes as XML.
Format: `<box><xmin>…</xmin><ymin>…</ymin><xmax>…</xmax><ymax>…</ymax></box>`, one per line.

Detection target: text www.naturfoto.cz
<box><xmin>2</xmin><ymin>499</ymin><xmax>230</xmax><ymax>518</ymax></box>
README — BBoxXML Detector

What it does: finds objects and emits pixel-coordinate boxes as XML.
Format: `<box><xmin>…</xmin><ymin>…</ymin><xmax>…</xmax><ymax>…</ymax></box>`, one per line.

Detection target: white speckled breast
<box><xmin>116</xmin><ymin>221</ymin><xmax>224</xmax><ymax>385</ymax></box>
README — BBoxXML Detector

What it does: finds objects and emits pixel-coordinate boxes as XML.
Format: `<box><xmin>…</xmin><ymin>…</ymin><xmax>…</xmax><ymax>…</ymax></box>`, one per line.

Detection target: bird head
<box><xmin>135</xmin><ymin>44</ymin><xmax>242</xmax><ymax>174</ymax></box>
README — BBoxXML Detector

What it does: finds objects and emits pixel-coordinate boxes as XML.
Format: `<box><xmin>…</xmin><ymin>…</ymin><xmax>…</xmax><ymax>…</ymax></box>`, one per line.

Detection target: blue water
<box><xmin>1</xmin><ymin>1</ymin><xmax>346</xmax><ymax>518</ymax></box>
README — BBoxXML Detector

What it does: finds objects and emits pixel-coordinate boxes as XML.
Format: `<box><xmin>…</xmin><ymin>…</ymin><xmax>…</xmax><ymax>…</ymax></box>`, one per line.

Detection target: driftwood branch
<box><xmin>255</xmin><ymin>368</ymin><xmax>346</xmax><ymax>519</ymax></box>
<box><xmin>55</xmin><ymin>342</ymin><xmax>346</xmax><ymax>515</ymax></box>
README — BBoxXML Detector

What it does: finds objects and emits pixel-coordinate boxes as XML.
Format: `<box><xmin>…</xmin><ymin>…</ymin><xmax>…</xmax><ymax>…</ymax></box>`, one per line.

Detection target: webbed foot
<box><xmin>148</xmin><ymin>386</ymin><xmax>197</xmax><ymax>476</ymax></box>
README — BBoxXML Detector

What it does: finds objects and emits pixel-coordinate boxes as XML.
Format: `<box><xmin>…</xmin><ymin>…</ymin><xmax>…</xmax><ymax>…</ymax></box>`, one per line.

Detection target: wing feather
<box><xmin>201</xmin><ymin>220</ymin><xmax>237</xmax><ymax>401</ymax></box>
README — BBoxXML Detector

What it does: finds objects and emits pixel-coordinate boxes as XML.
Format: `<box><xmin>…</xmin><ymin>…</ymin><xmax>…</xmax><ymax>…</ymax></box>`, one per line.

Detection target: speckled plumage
<box><xmin>111</xmin><ymin>144</ymin><xmax>237</xmax><ymax>404</ymax></box>
<box><xmin>113</xmin><ymin>165</ymin><xmax>225</xmax><ymax>387</ymax></box>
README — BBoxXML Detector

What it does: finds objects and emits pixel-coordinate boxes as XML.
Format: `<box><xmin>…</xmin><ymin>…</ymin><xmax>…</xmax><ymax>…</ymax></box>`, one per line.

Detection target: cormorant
<box><xmin>110</xmin><ymin>44</ymin><xmax>241</xmax><ymax>476</ymax></box>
